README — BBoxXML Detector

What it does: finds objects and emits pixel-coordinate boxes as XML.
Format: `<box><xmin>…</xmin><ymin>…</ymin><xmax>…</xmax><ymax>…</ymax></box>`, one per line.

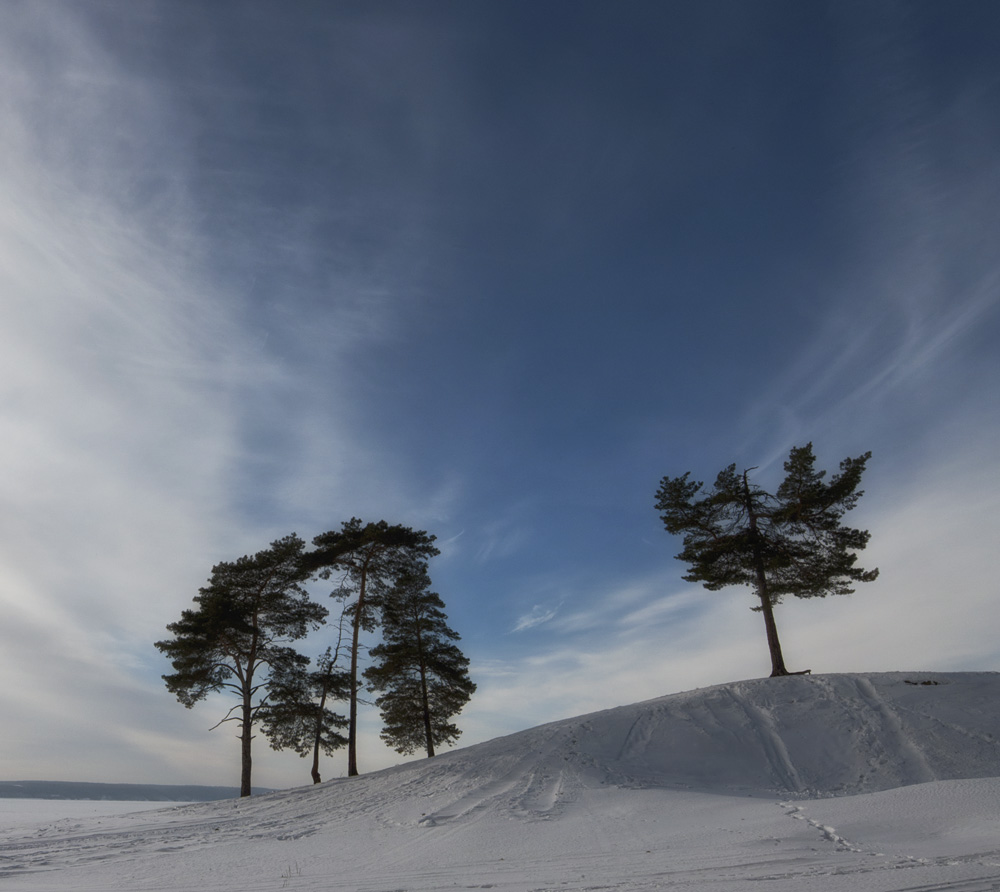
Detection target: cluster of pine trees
<box><xmin>157</xmin><ymin>443</ymin><xmax>881</xmax><ymax>798</ymax></box>
<box><xmin>155</xmin><ymin>519</ymin><xmax>475</xmax><ymax>797</ymax></box>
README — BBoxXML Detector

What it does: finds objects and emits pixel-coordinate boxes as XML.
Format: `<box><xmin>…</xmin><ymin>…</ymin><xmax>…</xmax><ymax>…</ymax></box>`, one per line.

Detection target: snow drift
<box><xmin>2</xmin><ymin>672</ymin><xmax>999</xmax><ymax>891</ymax></box>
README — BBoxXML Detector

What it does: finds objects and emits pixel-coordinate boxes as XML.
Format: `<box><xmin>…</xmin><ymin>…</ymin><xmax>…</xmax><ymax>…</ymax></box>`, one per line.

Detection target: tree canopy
<box><xmin>654</xmin><ymin>443</ymin><xmax>878</xmax><ymax>676</ymax></box>
<box><xmin>302</xmin><ymin>518</ymin><xmax>440</xmax><ymax>776</ymax></box>
<box><xmin>365</xmin><ymin>567</ymin><xmax>476</xmax><ymax>757</ymax></box>
<box><xmin>155</xmin><ymin>534</ymin><xmax>327</xmax><ymax>796</ymax></box>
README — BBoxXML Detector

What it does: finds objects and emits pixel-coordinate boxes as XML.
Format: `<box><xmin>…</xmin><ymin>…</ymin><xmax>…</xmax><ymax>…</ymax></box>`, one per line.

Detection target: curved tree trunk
<box><xmin>743</xmin><ymin>470</ymin><xmax>790</xmax><ymax>677</ymax></box>
<box><xmin>755</xmin><ymin>576</ymin><xmax>789</xmax><ymax>677</ymax></box>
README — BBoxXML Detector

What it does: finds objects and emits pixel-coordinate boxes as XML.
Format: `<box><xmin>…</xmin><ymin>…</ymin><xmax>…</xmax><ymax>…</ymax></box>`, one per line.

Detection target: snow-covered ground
<box><xmin>2</xmin><ymin>672</ymin><xmax>998</xmax><ymax>891</ymax></box>
<box><xmin>0</xmin><ymin>799</ymin><xmax>182</xmax><ymax>837</ymax></box>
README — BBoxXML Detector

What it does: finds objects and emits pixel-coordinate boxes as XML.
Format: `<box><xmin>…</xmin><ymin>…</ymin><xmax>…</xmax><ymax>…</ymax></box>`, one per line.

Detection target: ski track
<box><xmin>6</xmin><ymin>787</ymin><xmax>1000</xmax><ymax>892</ymax></box>
<box><xmin>851</xmin><ymin>676</ymin><xmax>937</xmax><ymax>786</ymax></box>
<box><xmin>726</xmin><ymin>683</ymin><xmax>805</xmax><ymax>794</ymax></box>
<box><xmin>413</xmin><ymin>724</ymin><xmax>577</xmax><ymax>828</ymax></box>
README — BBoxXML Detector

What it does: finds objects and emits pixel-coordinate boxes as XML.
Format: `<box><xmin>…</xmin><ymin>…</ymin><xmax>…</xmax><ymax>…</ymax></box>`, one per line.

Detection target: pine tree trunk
<box><xmin>240</xmin><ymin>696</ymin><xmax>253</xmax><ymax>797</ymax></box>
<box><xmin>412</xmin><ymin>620</ymin><xmax>435</xmax><ymax>758</ymax></box>
<box><xmin>743</xmin><ymin>470</ymin><xmax>789</xmax><ymax>677</ymax></box>
<box><xmin>310</xmin><ymin>726</ymin><xmax>322</xmax><ymax>784</ymax></box>
<box><xmin>311</xmin><ymin>685</ymin><xmax>326</xmax><ymax>784</ymax></box>
<box><xmin>755</xmin><ymin>579</ymin><xmax>789</xmax><ymax>677</ymax></box>
<box><xmin>419</xmin><ymin>662</ymin><xmax>434</xmax><ymax>758</ymax></box>
<box><xmin>347</xmin><ymin>625</ymin><xmax>360</xmax><ymax>777</ymax></box>
<box><xmin>347</xmin><ymin>568</ymin><xmax>367</xmax><ymax>778</ymax></box>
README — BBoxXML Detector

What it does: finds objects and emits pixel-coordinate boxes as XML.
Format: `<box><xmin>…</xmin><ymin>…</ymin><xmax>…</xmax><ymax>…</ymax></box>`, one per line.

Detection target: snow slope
<box><xmin>563</xmin><ymin>671</ymin><xmax>1000</xmax><ymax>796</ymax></box>
<box><xmin>2</xmin><ymin>672</ymin><xmax>999</xmax><ymax>891</ymax></box>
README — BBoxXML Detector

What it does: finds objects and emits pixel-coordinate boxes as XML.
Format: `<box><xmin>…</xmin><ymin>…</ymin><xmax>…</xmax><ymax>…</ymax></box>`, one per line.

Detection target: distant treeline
<box><xmin>0</xmin><ymin>781</ymin><xmax>274</xmax><ymax>801</ymax></box>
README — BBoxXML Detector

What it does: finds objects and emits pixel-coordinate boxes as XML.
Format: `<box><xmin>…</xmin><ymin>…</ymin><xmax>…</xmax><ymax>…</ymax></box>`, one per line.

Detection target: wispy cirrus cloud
<box><xmin>512</xmin><ymin>604</ymin><xmax>560</xmax><ymax>633</ymax></box>
<box><xmin>725</xmin><ymin>20</ymin><xmax>1000</xmax><ymax>481</ymax></box>
<box><xmin>0</xmin><ymin>15</ymin><xmax>265</xmax><ymax>785</ymax></box>
<box><xmin>0</xmin><ymin>3</ymin><xmax>426</xmax><ymax>786</ymax></box>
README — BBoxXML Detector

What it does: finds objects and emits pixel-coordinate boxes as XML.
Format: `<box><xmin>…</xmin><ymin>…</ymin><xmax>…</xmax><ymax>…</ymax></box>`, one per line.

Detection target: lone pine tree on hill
<box><xmin>655</xmin><ymin>443</ymin><xmax>878</xmax><ymax>677</ymax></box>
<box><xmin>155</xmin><ymin>534</ymin><xmax>327</xmax><ymax>796</ymax></box>
<box><xmin>301</xmin><ymin>519</ymin><xmax>440</xmax><ymax>776</ymax></box>
<box><xmin>364</xmin><ymin>567</ymin><xmax>476</xmax><ymax>757</ymax></box>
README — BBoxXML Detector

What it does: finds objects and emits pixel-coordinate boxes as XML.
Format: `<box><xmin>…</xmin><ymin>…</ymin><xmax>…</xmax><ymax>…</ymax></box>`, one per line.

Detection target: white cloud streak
<box><xmin>511</xmin><ymin>604</ymin><xmax>560</xmax><ymax>633</ymax></box>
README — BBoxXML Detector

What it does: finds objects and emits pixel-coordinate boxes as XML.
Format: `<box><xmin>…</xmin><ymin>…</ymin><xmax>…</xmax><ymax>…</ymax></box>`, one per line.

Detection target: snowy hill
<box><xmin>2</xmin><ymin>672</ymin><xmax>999</xmax><ymax>891</ymax></box>
<box><xmin>544</xmin><ymin>671</ymin><xmax>1000</xmax><ymax>797</ymax></box>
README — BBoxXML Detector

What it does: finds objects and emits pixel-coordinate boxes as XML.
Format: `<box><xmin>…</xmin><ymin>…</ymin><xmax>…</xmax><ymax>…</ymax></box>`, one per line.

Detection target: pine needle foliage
<box><xmin>257</xmin><ymin>646</ymin><xmax>350</xmax><ymax>784</ymax></box>
<box><xmin>155</xmin><ymin>534</ymin><xmax>327</xmax><ymax>796</ymax></box>
<box><xmin>365</xmin><ymin>567</ymin><xmax>476</xmax><ymax>758</ymax></box>
<box><xmin>302</xmin><ymin>519</ymin><xmax>440</xmax><ymax>775</ymax></box>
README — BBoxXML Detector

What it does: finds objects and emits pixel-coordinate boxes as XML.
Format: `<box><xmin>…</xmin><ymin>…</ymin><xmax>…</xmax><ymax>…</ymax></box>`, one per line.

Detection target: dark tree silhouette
<box><xmin>155</xmin><ymin>535</ymin><xmax>326</xmax><ymax>796</ymax></box>
<box><xmin>365</xmin><ymin>567</ymin><xmax>475</xmax><ymax>757</ymax></box>
<box><xmin>258</xmin><ymin>644</ymin><xmax>349</xmax><ymax>784</ymax></box>
<box><xmin>302</xmin><ymin>519</ymin><xmax>439</xmax><ymax>775</ymax></box>
<box><xmin>655</xmin><ymin>443</ymin><xmax>878</xmax><ymax>676</ymax></box>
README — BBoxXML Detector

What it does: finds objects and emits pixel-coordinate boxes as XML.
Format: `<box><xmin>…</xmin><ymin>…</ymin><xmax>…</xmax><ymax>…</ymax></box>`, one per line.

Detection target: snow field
<box><xmin>2</xmin><ymin>672</ymin><xmax>998</xmax><ymax>891</ymax></box>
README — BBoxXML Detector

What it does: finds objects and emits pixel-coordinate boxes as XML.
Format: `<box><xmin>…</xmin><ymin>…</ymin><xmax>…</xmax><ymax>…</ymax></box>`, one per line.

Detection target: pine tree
<box><xmin>364</xmin><ymin>567</ymin><xmax>475</xmax><ymax>757</ymax></box>
<box><xmin>258</xmin><ymin>646</ymin><xmax>349</xmax><ymax>784</ymax></box>
<box><xmin>654</xmin><ymin>443</ymin><xmax>878</xmax><ymax>676</ymax></box>
<box><xmin>155</xmin><ymin>535</ymin><xmax>327</xmax><ymax>796</ymax></box>
<box><xmin>301</xmin><ymin>519</ymin><xmax>439</xmax><ymax>775</ymax></box>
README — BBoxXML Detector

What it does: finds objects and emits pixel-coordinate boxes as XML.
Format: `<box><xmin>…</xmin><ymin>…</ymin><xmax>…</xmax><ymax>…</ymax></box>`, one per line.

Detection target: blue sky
<box><xmin>2</xmin><ymin>1</ymin><xmax>999</xmax><ymax>790</ymax></box>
